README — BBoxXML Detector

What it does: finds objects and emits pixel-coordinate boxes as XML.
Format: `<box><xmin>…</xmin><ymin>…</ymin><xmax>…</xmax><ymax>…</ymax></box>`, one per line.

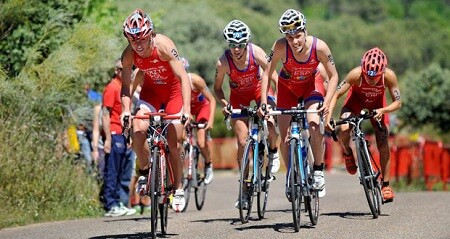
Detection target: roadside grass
<box><xmin>0</xmin><ymin>127</ymin><xmax>103</xmax><ymax>229</ymax></box>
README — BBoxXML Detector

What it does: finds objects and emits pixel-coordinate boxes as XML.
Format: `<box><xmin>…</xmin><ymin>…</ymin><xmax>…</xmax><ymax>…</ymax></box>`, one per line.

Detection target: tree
<box><xmin>398</xmin><ymin>63</ymin><xmax>450</xmax><ymax>134</ymax></box>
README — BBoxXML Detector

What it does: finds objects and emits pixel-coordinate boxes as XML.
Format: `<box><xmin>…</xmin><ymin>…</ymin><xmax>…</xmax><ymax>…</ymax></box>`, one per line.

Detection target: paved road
<box><xmin>1</xmin><ymin>170</ymin><xmax>449</xmax><ymax>239</ymax></box>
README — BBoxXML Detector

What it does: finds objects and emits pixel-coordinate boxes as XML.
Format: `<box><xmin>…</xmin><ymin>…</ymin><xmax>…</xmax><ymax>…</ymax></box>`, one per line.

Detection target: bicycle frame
<box><xmin>226</xmin><ymin>105</ymin><xmax>270</xmax><ymax>223</ymax></box>
<box><xmin>133</xmin><ymin>112</ymin><xmax>179</xmax><ymax>237</ymax></box>
<box><xmin>182</xmin><ymin>121</ymin><xmax>208</xmax><ymax>211</ymax></box>
<box><xmin>268</xmin><ymin>100</ymin><xmax>323</xmax><ymax>230</ymax></box>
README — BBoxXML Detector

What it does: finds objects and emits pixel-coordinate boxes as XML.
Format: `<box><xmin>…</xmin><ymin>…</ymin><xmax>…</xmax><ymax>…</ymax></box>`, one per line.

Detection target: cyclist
<box><xmin>213</xmin><ymin>19</ymin><xmax>280</xmax><ymax>208</ymax></box>
<box><xmin>328</xmin><ymin>47</ymin><xmax>402</xmax><ymax>202</ymax></box>
<box><xmin>181</xmin><ymin>57</ymin><xmax>216</xmax><ymax>184</ymax></box>
<box><xmin>260</xmin><ymin>9</ymin><xmax>339</xmax><ymax>198</ymax></box>
<box><xmin>120</xmin><ymin>9</ymin><xmax>191</xmax><ymax>213</ymax></box>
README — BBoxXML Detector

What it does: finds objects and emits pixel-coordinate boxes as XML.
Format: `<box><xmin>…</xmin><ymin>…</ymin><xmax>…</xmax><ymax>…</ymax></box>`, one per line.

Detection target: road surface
<box><xmin>1</xmin><ymin>169</ymin><xmax>449</xmax><ymax>239</ymax></box>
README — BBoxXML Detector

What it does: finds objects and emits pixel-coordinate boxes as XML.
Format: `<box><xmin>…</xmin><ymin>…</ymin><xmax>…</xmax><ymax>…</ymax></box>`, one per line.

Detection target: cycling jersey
<box><xmin>277</xmin><ymin>37</ymin><xmax>323</xmax><ymax>108</ymax></box>
<box><xmin>133</xmin><ymin>46</ymin><xmax>182</xmax><ymax>114</ymax></box>
<box><xmin>343</xmin><ymin>74</ymin><xmax>389</xmax><ymax>124</ymax></box>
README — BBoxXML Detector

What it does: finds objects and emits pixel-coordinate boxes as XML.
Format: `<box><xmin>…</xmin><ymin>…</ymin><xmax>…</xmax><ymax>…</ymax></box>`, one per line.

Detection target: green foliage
<box><xmin>398</xmin><ymin>64</ymin><xmax>450</xmax><ymax>135</ymax></box>
<box><xmin>0</xmin><ymin>0</ymin><xmax>87</xmax><ymax>77</ymax></box>
<box><xmin>0</xmin><ymin>0</ymin><xmax>122</xmax><ymax>228</ymax></box>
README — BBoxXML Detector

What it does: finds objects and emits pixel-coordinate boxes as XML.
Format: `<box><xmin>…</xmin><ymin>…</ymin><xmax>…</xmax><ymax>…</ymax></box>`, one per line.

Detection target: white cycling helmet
<box><xmin>278</xmin><ymin>9</ymin><xmax>306</xmax><ymax>34</ymax></box>
<box><xmin>223</xmin><ymin>20</ymin><xmax>251</xmax><ymax>44</ymax></box>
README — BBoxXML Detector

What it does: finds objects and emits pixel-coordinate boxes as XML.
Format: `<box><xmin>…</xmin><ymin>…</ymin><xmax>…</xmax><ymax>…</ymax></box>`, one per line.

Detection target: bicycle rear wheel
<box><xmin>239</xmin><ymin>140</ymin><xmax>254</xmax><ymax>223</ymax></box>
<box><xmin>257</xmin><ymin>143</ymin><xmax>270</xmax><ymax>219</ymax></box>
<box><xmin>289</xmin><ymin>139</ymin><xmax>301</xmax><ymax>232</ymax></box>
<box><xmin>150</xmin><ymin>149</ymin><xmax>160</xmax><ymax>239</ymax></box>
<box><xmin>195</xmin><ymin>151</ymin><xmax>207</xmax><ymax>210</ymax></box>
<box><xmin>357</xmin><ymin>140</ymin><xmax>381</xmax><ymax>218</ymax></box>
<box><xmin>181</xmin><ymin>147</ymin><xmax>191</xmax><ymax>212</ymax></box>
<box><xmin>304</xmin><ymin>146</ymin><xmax>319</xmax><ymax>225</ymax></box>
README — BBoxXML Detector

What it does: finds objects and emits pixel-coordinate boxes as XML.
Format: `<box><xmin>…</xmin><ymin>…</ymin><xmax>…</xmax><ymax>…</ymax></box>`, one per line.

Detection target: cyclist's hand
<box><xmin>206</xmin><ymin>121</ymin><xmax>213</xmax><ymax>130</ymax></box>
<box><xmin>373</xmin><ymin>109</ymin><xmax>383</xmax><ymax>121</ymax></box>
<box><xmin>317</xmin><ymin>102</ymin><xmax>329</xmax><ymax>117</ymax></box>
<box><xmin>258</xmin><ymin>103</ymin><xmax>269</xmax><ymax>119</ymax></box>
<box><xmin>181</xmin><ymin>112</ymin><xmax>191</xmax><ymax>127</ymax></box>
<box><xmin>120</xmin><ymin>111</ymin><xmax>131</xmax><ymax>128</ymax></box>
<box><xmin>221</xmin><ymin>99</ymin><xmax>231</xmax><ymax>116</ymax></box>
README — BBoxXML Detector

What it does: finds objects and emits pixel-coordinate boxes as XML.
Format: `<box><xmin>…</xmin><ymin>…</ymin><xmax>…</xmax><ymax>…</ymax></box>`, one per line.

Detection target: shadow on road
<box><xmin>235</xmin><ymin>221</ymin><xmax>315</xmax><ymax>233</ymax></box>
<box><xmin>321</xmin><ymin>211</ymin><xmax>389</xmax><ymax>220</ymax></box>
<box><xmin>89</xmin><ymin>231</ymin><xmax>178</xmax><ymax>239</ymax></box>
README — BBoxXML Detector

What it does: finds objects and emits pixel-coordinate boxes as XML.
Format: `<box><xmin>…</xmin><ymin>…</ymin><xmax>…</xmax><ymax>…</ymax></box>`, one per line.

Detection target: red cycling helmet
<box><xmin>123</xmin><ymin>9</ymin><xmax>153</xmax><ymax>40</ymax></box>
<box><xmin>361</xmin><ymin>47</ymin><xmax>387</xmax><ymax>77</ymax></box>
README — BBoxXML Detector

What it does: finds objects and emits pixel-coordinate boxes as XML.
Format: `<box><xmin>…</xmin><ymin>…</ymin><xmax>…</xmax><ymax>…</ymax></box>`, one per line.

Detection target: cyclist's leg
<box><xmin>233</xmin><ymin>118</ymin><xmax>248</xmax><ymax>168</ymax></box>
<box><xmin>132</xmin><ymin>101</ymin><xmax>154</xmax><ymax>172</ymax></box>
<box><xmin>337</xmin><ymin>108</ymin><xmax>358</xmax><ymax>174</ymax></box>
<box><xmin>266</xmin><ymin>97</ymin><xmax>280</xmax><ymax>173</ymax></box>
<box><xmin>277</xmin><ymin>115</ymin><xmax>291</xmax><ymax>170</ymax></box>
<box><xmin>197</xmin><ymin>128</ymin><xmax>214</xmax><ymax>184</ymax></box>
<box><xmin>305</xmin><ymin>98</ymin><xmax>326</xmax><ymax>192</ymax></box>
<box><xmin>373</xmin><ymin>117</ymin><xmax>395</xmax><ymax>201</ymax></box>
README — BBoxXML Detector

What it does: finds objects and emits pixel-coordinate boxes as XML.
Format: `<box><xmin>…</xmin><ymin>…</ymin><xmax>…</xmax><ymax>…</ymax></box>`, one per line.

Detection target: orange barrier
<box><xmin>211</xmin><ymin>136</ymin><xmax>449</xmax><ymax>191</ymax></box>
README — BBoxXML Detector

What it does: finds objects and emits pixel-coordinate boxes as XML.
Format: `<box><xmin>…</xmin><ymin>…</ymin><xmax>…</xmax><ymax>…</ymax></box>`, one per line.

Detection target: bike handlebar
<box><xmin>329</xmin><ymin>109</ymin><xmax>384</xmax><ymax>142</ymax></box>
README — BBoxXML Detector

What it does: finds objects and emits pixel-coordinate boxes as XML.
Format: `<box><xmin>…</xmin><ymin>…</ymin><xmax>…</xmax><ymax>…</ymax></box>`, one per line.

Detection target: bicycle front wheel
<box><xmin>357</xmin><ymin>140</ymin><xmax>381</xmax><ymax>218</ymax></box>
<box><xmin>289</xmin><ymin>139</ymin><xmax>301</xmax><ymax>232</ymax></box>
<box><xmin>239</xmin><ymin>140</ymin><xmax>254</xmax><ymax>224</ymax></box>
<box><xmin>257</xmin><ymin>142</ymin><xmax>270</xmax><ymax>219</ymax></box>
<box><xmin>304</xmin><ymin>145</ymin><xmax>319</xmax><ymax>225</ymax></box>
<box><xmin>149</xmin><ymin>149</ymin><xmax>160</xmax><ymax>239</ymax></box>
<box><xmin>160</xmin><ymin>154</ymin><xmax>170</xmax><ymax>235</ymax></box>
<box><xmin>195</xmin><ymin>150</ymin><xmax>207</xmax><ymax>210</ymax></box>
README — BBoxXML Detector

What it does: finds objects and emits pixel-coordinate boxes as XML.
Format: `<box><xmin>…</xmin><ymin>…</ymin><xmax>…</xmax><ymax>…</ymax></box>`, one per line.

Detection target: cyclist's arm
<box><xmin>375</xmin><ymin>68</ymin><xmax>402</xmax><ymax>117</ymax></box>
<box><xmin>317</xmin><ymin>62</ymin><xmax>329</xmax><ymax>92</ymax></box>
<box><xmin>316</xmin><ymin>38</ymin><xmax>339</xmax><ymax>113</ymax></box>
<box><xmin>121</xmin><ymin>45</ymin><xmax>134</xmax><ymax>115</ymax></box>
<box><xmin>213</xmin><ymin>55</ymin><xmax>229</xmax><ymax>107</ymax></box>
<box><xmin>131</xmin><ymin>69</ymin><xmax>143</xmax><ymax>97</ymax></box>
<box><xmin>254</xmin><ymin>44</ymin><xmax>279</xmax><ymax>96</ymax></box>
<box><xmin>192</xmin><ymin>73</ymin><xmax>216</xmax><ymax>129</ymax></box>
<box><xmin>328</xmin><ymin>67</ymin><xmax>358</xmax><ymax>122</ymax></box>
<box><xmin>158</xmin><ymin>36</ymin><xmax>191</xmax><ymax>116</ymax></box>
<box><xmin>260</xmin><ymin>39</ymin><xmax>283</xmax><ymax>106</ymax></box>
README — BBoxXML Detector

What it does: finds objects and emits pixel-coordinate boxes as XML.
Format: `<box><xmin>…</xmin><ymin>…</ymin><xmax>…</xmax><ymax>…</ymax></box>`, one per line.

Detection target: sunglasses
<box><xmin>228</xmin><ymin>43</ymin><xmax>247</xmax><ymax>49</ymax></box>
<box><xmin>279</xmin><ymin>20</ymin><xmax>304</xmax><ymax>34</ymax></box>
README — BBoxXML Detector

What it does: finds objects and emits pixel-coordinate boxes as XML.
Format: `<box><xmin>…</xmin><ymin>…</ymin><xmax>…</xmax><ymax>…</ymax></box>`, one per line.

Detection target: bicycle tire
<box><xmin>181</xmin><ymin>147</ymin><xmax>191</xmax><ymax>212</ymax></box>
<box><xmin>365</xmin><ymin>142</ymin><xmax>382</xmax><ymax>215</ymax></box>
<box><xmin>357</xmin><ymin>140</ymin><xmax>381</xmax><ymax>218</ymax></box>
<box><xmin>160</xmin><ymin>154</ymin><xmax>169</xmax><ymax>234</ymax></box>
<box><xmin>305</xmin><ymin>146</ymin><xmax>319</xmax><ymax>225</ymax></box>
<box><xmin>150</xmin><ymin>149</ymin><xmax>160</xmax><ymax>239</ymax></box>
<box><xmin>239</xmin><ymin>140</ymin><xmax>254</xmax><ymax>224</ymax></box>
<box><xmin>195</xmin><ymin>149</ymin><xmax>207</xmax><ymax>210</ymax></box>
<box><xmin>257</xmin><ymin>142</ymin><xmax>270</xmax><ymax>219</ymax></box>
<box><xmin>289</xmin><ymin>139</ymin><xmax>301</xmax><ymax>232</ymax></box>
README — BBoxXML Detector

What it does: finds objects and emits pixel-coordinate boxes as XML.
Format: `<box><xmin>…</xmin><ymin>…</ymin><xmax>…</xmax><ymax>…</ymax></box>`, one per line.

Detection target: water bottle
<box><xmin>291</xmin><ymin>121</ymin><xmax>299</xmax><ymax>139</ymax></box>
<box><xmin>251</xmin><ymin>123</ymin><xmax>258</xmax><ymax>140</ymax></box>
